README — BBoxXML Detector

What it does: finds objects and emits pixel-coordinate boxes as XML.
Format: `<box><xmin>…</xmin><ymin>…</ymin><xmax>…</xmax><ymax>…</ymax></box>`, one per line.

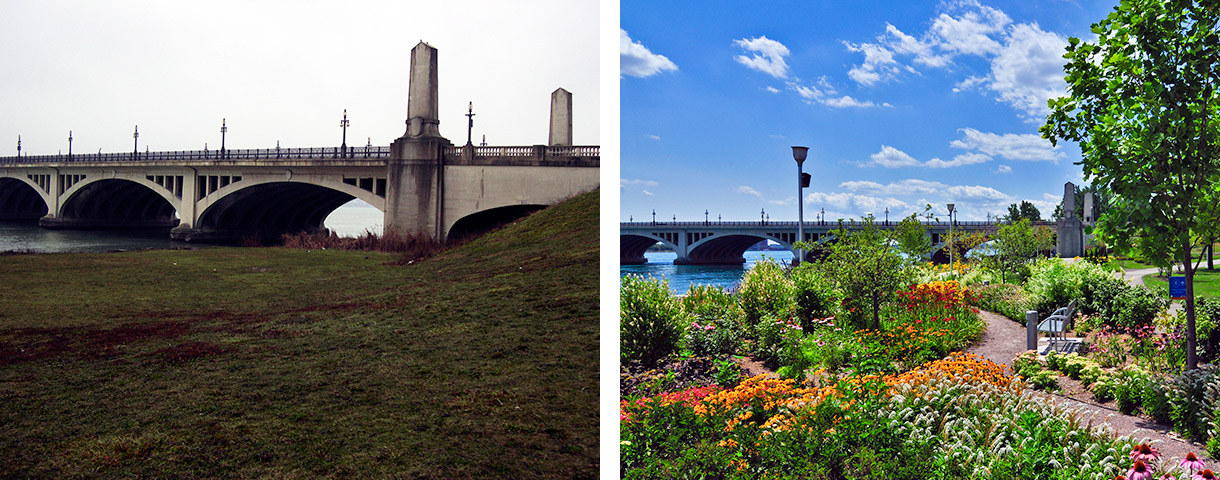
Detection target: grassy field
<box><xmin>1144</xmin><ymin>267</ymin><xmax>1220</xmax><ymax>300</ymax></box>
<box><xmin>0</xmin><ymin>190</ymin><xmax>599</xmax><ymax>479</ymax></box>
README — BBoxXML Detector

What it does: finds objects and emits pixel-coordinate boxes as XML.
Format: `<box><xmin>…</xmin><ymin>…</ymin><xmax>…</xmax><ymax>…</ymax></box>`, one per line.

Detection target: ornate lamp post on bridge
<box><xmin>820</xmin><ymin>207</ymin><xmax>825</xmax><ymax>226</ymax></box>
<box><xmin>67</xmin><ymin>131</ymin><xmax>73</xmax><ymax>160</ymax></box>
<box><xmin>132</xmin><ymin>126</ymin><xmax>139</xmax><ymax>160</ymax></box>
<box><xmin>220</xmin><ymin>119</ymin><xmax>227</xmax><ymax>159</ymax></box>
<box><xmin>792</xmin><ymin>146</ymin><xmax>809</xmax><ymax>265</ymax></box>
<box><xmin>885</xmin><ymin>207</ymin><xmax>889</xmax><ymax>225</ymax></box>
<box><xmin>340</xmin><ymin>109</ymin><xmax>350</xmax><ymax>158</ymax></box>
<box><xmin>16</xmin><ymin>135</ymin><xmax>20</xmax><ymax>158</ymax></box>
<box><xmin>465</xmin><ymin>102</ymin><xmax>475</xmax><ymax>146</ymax></box>
<box><xmin>705</xmin><ymin>209</ymin><xmax>709</xmax><ymax>225</ymax></box>
<box><xmin>651</xmin><ymin>209</ymin><xmax>656</xmax><ymax>225</ymax></box>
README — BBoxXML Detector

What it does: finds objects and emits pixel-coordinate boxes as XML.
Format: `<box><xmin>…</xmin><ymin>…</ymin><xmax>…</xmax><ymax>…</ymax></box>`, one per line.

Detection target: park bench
<box><xmin>1037</xmin><ymin>300</ymin><xmax>1077</xmax><ymax>347</ymax></box>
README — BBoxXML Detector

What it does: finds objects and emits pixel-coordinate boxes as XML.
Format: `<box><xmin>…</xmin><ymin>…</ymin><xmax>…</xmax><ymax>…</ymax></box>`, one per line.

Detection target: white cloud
<box><xmin>788</xmin><ymin>77</ymin><xmax>887</xmax><ymax>109</ymax></box>
<box><xmin>945</xmin><ymin>184</ymin><xmax>1009</xmax><ymax>201</ymax></box>
<box><xmin>841</xmin><ymin>1</ymin><xmax>1067</xmax><ymax>120</ymax></box>
<box><xmin>765</xmin><ymin>86</ymin><xmax>781</xmax><ymax>93</ymax></box>
<box><xmin>736</xmin><ymin>185</ymin><xmax>763</xmax><ymax>198</ymax></box>
<box><xmin>868</xmin><ymin>145</ymin><xmax>922</xmax><ymax>168</ymax></box>
<box><xmin>950</xmin><ymin>128</ymin><xmax>1062</xmax><ymax>162</ymax></box>
<box><xmin>805</xmin><ymin>191</ymin><xmax>911</xmax><ymax>213</ymax></box>
<box><xmin>621</xmin><ymin>178</ymin><xmax>659</xmax><ymax>188</ymax></box>
<box><xmin>646</xmin><ymin>134</ymin><xmax>660</xmax><ymax>140</ymax></box>
<box><xmin>925</xmin><ymin>152</ymin><xmax>992</xmax><ymax>168</ymax></box>
<box><xmin>841</xmin><ymin>178</ymin><xmax>947</xmax><ymax>195</ymax></box>
<box><xmin>929</xmin><ymin>0</ymin><xmax>1011</xmax><ymax>56</ymax></box>
<box><xmin>984</xmin><ymin>23</ymin><xmax>1069</xmax><ymax>118</ymax></box>
<box><xmin>733</xmin><ymin>36</ymin><xmax>790</xmax><ymax>79</ymax></box>
<box><xmin>620</xmin><ymin>29</ymin><xmax>678</xmax><ymax>78</ymax></box>
<box><xmin>642</xmin><ymin>190</ymin><xmax>655</xmax><ymax>196</ymax></box>
<box><xmin>994</xmin><ymin>164</ymin><xmax>1013</xmax><ymax>174</ymax></box>
<box><xmin>844</xmin><ymin>41</ymin><xmax>898</xmax><ymax>86</ymax></box>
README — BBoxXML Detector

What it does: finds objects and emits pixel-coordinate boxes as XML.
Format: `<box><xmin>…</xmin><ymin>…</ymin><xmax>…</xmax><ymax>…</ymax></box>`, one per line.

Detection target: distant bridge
<box><xmin>0</xmin><ymin>42</ymin><xmax>598</xmax><ymax>243</ymax></box>
<box><xmin>620</xmin><ymin>219</ymin><xmax>1058</xmax><ymax>265</ymax></box>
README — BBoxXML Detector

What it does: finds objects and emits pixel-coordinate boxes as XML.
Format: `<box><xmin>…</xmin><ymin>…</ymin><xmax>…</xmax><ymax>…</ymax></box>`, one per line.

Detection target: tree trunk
<box><xmin>1185</xmin><ymin>239</ymin><xmax>1198</xmax><ymax>370</ymax></box>
<box><xmin>1208</xmin><ymin>242</ymin><xmax>1214</xmax><ymax>270</ymax></box>
<box><xmin>871</xmin><ymin>293</ymin><xmax>881</xmax><ymax>331</ymax></box>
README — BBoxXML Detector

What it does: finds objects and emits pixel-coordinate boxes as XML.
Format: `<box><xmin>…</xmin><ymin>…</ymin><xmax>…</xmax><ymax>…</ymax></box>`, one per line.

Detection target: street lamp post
<box><xmin>820</xmin><ymin>207</ymin><xmax>825</xmax><ymax>226</ymax></box>
<box><xmin>705</xmin><ymin>209</ymin><xmax>709</xmax><ymax>225</ymax></box>
<box><xmin>947</xmin><ymin>203</ymin><xmax>956</xmax><ymax>268</ymax></box>
<box><xmin>16</xmin><ymin>135</ymin><xmax>20</xmax><ymax>158</ymax></box>
<box><xmin>340</xmin><ymin>109</ymin><xmax>350</xmax><ymax>158</ymax></box>
<box><xmin>132</xmin><ymin>126</ymin><xmax>139</xmax><ymax>160</ymax></box>
<box><xmin>652</xmin><ymin>209</ymin><xmax>656</xmax><ymax>225</ymax></box>
<box><xmin>761</xmin><ymin>208</ymin><xmax>765</xmax><ymax>225</ymax></box>
<box><xmin>67</xmin><ymin>131</ymin><xmax>73</xmax><ymax>160</ymax></box>
<box><xmin>465</xmin><ymin>102</ymin><xmax>475</xmax><ymax>146</ymax></box>
<box><xmin>220</xmin><ymin>119</ymin><xmax>227</xmax><ymax>159</ymax></box>
<box><xmin>792</xmin><ymin>146</ymin><xmax>809</xmax><ymax>265</ymax></box>
<box><xmin>885</xmin><ymin>207</ymin><xmax>889</xmax><ymax>225</ymax></box>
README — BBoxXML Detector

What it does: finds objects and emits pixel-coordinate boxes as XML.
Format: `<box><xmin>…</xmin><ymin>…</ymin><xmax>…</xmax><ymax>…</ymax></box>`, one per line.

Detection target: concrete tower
<box><xmin>548</xmin><ymin>88</ymin><xmax>572</xmax><ymax>146</ymax></box>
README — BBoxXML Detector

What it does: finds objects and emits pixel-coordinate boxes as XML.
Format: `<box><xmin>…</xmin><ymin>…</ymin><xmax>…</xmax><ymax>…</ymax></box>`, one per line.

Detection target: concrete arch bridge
<box><xmin>620</xmin><ymin>220</ymin><xmax>1056</xmax><ymax>265</ymax></box>
<box><xmin>0</xmin><ymin>42</ymin><xmax>598</xmax><ymax>243</ymax></box>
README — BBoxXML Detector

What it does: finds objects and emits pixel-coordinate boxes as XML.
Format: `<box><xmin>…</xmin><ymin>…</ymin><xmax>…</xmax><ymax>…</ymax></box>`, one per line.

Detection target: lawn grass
<box><xmin>0</xmin><ymin>190</ymin><xmax>599</xmax><ymax>479</ymax></box>
<box><xmin>1144</xmin><ymin>266</ymin><xmax>1220</xmax><ymax>300</ymax></box>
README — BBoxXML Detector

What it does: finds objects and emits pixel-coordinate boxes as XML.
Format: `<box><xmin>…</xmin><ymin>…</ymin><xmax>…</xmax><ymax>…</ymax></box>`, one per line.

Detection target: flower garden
<box><xmin>621</xmin><ymin>254</ymin><xmax>1220</xmax><ymax>479</ymax></box>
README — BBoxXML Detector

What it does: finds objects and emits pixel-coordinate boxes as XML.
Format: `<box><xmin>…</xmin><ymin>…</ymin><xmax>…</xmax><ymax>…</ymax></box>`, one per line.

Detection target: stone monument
<box><xmin>386</xmin><ymin>41</ymin><xmax>451</xmax><ymax>239</ymax></box>
<box><xmin>1056</xmin><ymin>182</ymin><xmax>1083</xmax><ymax>257</ymax></box>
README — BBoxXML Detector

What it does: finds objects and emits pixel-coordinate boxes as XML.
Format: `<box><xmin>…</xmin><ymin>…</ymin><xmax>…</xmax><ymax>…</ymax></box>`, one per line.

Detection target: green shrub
<box><xmin>1079</xmin><ymin>274</ymin><xmax>1127</xmax><ymax>318</ymax></box>
<box><xmin>1024</xmin><ymin>258</ymin><xmax>1114</xmax><ymax>317</ymax></box>
<box><xmin>791</xmin><ymin>264</ymin><xmax>842</xmax><ymax>332</ymax></box>
<box><xmin>1198</xmin><ymin>297</ymin><xmax>1220</xmax><ymax>363</ymax></box>
<box><xmin>736</xmin><ymin>259</ymin><xmax>795</xmax><ymax>330</ymax></box>
<box><xmin>1168</xmin><ymin>369</ymin><xmax>1217</xmax><ymax>442</ymax></box>
<box><xmin>621</xmin><ymin>275</ymin><xmax>686</xmax><ymax>366</ymax></box>
<box><xmin>1142</xmin><ymin>378</ymin><xmax>1172</xmax><ymax>424</ymax></box>
<box><xmin>1079</xmin><ymin>364</ymin><xmax>1104</xmax><ymax>386</ymax></box>
<box><xmin>713</xmin><ymin>359</ymin><xmax>741</xmax><ymax>389</ymax></box>
<box><xmin>1114</xmin><ymin>285</ymin><xmax>1165</xmax><ymax>330</ymax></box>
<box><xmin>969</xmin><ymin>283</ymin><xmax>1033</xmax><ymax>321</ymax></box>
<box><xmin>1029</xmin><ymin>370</ymin><xmax>1059</xmax><ymax>390</ymax></box>
<box><xmin>1091</xmin><ymin>377</ymin><xmax>1115</xmax><ymax>402</ymax></box>
<box><xmin>1113</xmin><ymin>368</ymin><xmax>1148</xmax><ymax>415</ymax></box>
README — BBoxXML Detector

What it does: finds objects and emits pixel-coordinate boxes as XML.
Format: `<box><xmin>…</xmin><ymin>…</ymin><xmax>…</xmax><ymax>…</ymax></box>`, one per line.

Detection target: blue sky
<box><xmin>620</xmin><ymin>0</ymin><xmax>1116</xmax><ymax>223</ymax></box>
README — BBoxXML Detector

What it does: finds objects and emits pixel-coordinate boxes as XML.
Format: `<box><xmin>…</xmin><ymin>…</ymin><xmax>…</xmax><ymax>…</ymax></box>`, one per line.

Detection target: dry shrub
<box><xmin>281</xmin><ymin>229</ymin><xmax>445</xmax><ymax>262</ymax></box>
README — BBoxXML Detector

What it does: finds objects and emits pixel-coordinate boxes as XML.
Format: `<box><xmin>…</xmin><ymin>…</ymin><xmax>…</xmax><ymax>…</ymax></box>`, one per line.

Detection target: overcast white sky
<box><xmin>0</xmin><ymin>0</ymin><xmax>600</xmax><ymax>156</ymax></box>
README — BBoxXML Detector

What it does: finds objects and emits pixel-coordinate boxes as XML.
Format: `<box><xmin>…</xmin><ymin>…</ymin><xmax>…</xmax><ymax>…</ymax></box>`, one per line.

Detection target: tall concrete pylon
<box><xmin>405</xmin><ymin>41</ymin><xmax>442</xmax><ymax>139</ymax></box>
<box><xmin>387</xmin><ymin>41</ymin><xmax>450</xmax><ymax>239</ymax></box>
<box><xmin>549</xmin><ymin>88</ymin><xmax>572</xmax><ymax>146</ymax></box>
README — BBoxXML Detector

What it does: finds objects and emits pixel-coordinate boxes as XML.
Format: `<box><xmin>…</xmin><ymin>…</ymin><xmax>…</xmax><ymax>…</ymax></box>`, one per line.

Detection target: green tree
<box><xmin>894</xmin><ymin>213</ymin><xmax>933</xmax><ymax>263</ymax></box>
<box><xmin>1041</xmin><ymin>0</ymin><xmax>1220</xmax><ymax>369</ymax></box>
<box><xmin>1006</xmin><ymin>200</ymin><xmax>1043</xmax><ymax>222</ymax></box>
<box><xmin>819</xmin><ymin>218</ymin><xmax>908</xmax><ymax>330</ymax></box>
<box><xmin>988</xmin><ymin>219</ymin><xmax>1040</xmax><ymax>283</ymax></box>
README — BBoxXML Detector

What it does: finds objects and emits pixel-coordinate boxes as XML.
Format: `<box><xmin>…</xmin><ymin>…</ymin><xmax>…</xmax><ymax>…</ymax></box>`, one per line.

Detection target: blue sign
<box><xmin>1170</xmin><ymin>276</ymin><xmax>1187</xmax><ymax>299</ymax></box>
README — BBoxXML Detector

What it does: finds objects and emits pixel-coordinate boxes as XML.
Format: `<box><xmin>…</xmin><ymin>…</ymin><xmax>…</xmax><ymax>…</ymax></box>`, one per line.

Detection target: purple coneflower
<box><xmin>1132</xmin><ymin>443</ymin><xmax>1161</xmax><ymax>463</ymax></box>
<box><xmin>1127</xmin><ymin>461</ymin><xmax>1152</xmax><ymax>480</ymax></box>
<box><xmin>1182</xmin><ymin>452</ymin><xmax>1206</xmax><ymax>472</ymax></box>
<box><xmin>1195</xmin><ymin>470</ymin><xmax>1218</xmax><ymax>480</ymax></box>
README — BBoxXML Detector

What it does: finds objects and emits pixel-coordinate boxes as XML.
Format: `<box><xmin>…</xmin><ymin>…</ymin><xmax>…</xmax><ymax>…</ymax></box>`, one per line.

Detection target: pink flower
<box><xmin>1195</xmin><ymin>470</ymin><xmax>1218</xmax><ymax>480</ymax></box>
<box><xmin>1127</xmin><ymin>461</ymin><xmax>1152</xmax><ymax>480</ymax></box>
<box><xmin>1182</xmin><ymin>452</ymin><xmax>1206</xmax><ymax>472</ymax></box>
<box><xmin>1132</xmin><ymin>444</ymin><xmax>1161</xmax><ymax>463</ymax></box>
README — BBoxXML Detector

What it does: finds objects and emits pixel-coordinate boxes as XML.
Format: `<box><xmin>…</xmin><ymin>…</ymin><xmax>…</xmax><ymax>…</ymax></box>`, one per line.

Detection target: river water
<box><xmin>0</xmin><ymin>200</ymin><xmax>384</xmax><ymax>253</ymax></box>
<box><xmin>619</xmin><ymin>250</ymin><xmax>795</xmax><ymax>295</ymax></box>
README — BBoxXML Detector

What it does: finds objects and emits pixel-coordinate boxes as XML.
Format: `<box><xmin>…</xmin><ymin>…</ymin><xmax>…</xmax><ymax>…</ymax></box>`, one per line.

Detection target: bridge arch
<box><xmin>683</xmin><ymin>233</ymin><xmax>792</xmax><ymax>265</ymax></box>
<box><xmin>620</xmin><ymin>233</ymin><xmax>680</xmax><ymax>265</ymax></box>
<box><xmin>190</xmin><ymin>179</ymin><xmax>385</xmax><ymax>242</ymax></box>
<box><xmin>51</xmin><ymin>178</ymin><xmax>179</xmax><ymax>229</ymax></box>
<box><xmin>0</xmin><ymin>175</ymin><xmax>50</xmax><ymax>220</ymax></box>
<box><xmin>445</xmin><ymin>203</ymin><xmax>546</xmax><ymax>244</ymax></box>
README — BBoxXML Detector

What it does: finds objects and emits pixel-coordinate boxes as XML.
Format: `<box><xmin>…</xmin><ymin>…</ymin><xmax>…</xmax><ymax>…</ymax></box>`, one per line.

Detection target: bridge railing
<box><xmin>0</xmin><ymin>146</ymin><xmax>392</xmax><ymax>164</ymax></box>
<box><xmin>441</xmin><ymin>145</ymin><xmax>600</xmax><ymax>158</ymax></box>
<box><xmin>621</xmin><ymin>219</ymin><xmax>1053</xmax><ymax>228</ymax></box>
